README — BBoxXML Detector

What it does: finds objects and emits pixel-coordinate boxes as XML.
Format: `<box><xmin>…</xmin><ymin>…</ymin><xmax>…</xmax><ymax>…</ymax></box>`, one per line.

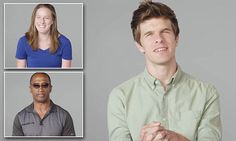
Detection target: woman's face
<box><xmin>34</xmin><ymin>7</ymin><xmax>54</xmax><ymax>35</ymax></box>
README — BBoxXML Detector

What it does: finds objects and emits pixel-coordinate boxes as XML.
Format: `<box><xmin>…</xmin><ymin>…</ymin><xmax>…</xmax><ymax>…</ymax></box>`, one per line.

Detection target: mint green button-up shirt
<box><xmin>108</xmin><ymin>67</ymin><xmax>222</xmax><ymax>141</ymax></box>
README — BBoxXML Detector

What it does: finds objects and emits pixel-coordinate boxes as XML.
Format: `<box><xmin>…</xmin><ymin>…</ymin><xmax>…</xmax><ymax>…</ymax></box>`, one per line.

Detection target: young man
<box><xmin>12</xmin><ymin>72</ymin><xmax>75</xmax><ymax>136</ymax></box>
<box><xmin>108</xmin><ymin>1</ymin><xmax>222</xmax><ymax>141</ymax></box>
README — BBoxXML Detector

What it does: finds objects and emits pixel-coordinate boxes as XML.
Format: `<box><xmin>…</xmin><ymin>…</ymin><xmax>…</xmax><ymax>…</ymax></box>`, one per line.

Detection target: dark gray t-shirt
<box><xmin>12</xmin><ymin>101</ymin><xmax>75</xmax><ymax>136</ymax></box>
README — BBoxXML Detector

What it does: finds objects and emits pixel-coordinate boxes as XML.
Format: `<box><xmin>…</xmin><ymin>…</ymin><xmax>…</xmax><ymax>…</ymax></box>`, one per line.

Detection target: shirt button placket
<box><xmin>161</xmin><ymin>93</ymin><xmax>168</xmax><ymax>128</ymax></box>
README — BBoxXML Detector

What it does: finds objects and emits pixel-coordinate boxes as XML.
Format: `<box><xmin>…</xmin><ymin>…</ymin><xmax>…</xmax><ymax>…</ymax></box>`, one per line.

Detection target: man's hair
<box><xmin>131</xmin><ymin>0</ymin><xmax>179</xmax><ymax>45</ymax></box>
<box><xmin>30</xmin><ymin>72</ymin><xmax>51</xmax><ymax>84</ymax></box>
<box><xmin>25</xmin><ymin>4</ymin><xmax>60</xmax><ymax>53</ymax></box>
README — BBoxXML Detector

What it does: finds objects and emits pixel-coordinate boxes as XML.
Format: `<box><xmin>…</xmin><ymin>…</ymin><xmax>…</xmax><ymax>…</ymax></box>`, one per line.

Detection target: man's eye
<box><xmin>42</xmin><ymin>84</ymin><xmax>49</xmax><ymax>88</ymax></box>
<box><xmin>32</xmin><ymin>84</ymin><xmax>40</xmax><ymax>88</ymax></box>
<box><xmin>162</xmin><ymin>30</ymin><xmax>171</xmax><ymax>34</ymax></box>
<box><xmin>145</xmin><ymin>32</ymin><xmax>152</xmax><ymax>37</ymax></box>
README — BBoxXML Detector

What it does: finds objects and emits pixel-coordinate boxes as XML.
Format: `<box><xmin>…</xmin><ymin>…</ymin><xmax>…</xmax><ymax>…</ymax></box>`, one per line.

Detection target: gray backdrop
<box><xmin>4</xmin><ymin>3</ymin><xmax>83</xmax><ymax>69</ymax></box>
<box><xmin>4</xmin><ymin>72</ymin><xmax>83</xmax><ymax>137</ymax></box>
<box><xmin>1</xmin><ymin>0</ymin><xmax>236</xmax><ymax>140</ymax></box>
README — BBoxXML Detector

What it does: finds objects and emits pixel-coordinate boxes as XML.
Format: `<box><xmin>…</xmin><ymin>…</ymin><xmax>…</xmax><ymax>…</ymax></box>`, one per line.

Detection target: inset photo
<box><xmin>4</xmin><ymin>71</ymin><xmax>83</xmax><ymax>138</ymax></box>
<box><xmin>4</xmin><ymin>3</ymin><xmax>83</xmax><ymax>69</ymax></box>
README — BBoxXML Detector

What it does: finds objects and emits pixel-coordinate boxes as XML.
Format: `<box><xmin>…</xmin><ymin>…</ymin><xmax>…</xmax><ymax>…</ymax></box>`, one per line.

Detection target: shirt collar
<box><xmin>169</xmin><ymin>66</ymin><xmax>183</xmax><ymax>86</ymax></box>
<box><xmin>143</xmin><ymin>68</ymin><xmax>157</xmax><ymax>90</ymax></box>
<box><xmin>143</xmin><ymin>65</ymin><xmax>183</xmax><ymax>89</ymax></box>
<box><xmin>25</xmin><ymin>100</ymin><xmax>57</xmax><ymax>113</ymax></box>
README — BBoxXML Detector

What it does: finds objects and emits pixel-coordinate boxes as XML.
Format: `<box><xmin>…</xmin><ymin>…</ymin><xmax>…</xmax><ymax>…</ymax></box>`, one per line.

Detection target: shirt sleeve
<box><xmin>107</xmin><ymin>88</ymin><xmax>133</xmax><ymax>141</ymax></box>
<box><xmin>197</xmin><ymin>86</ymin><xmax>222</xmax><ymax>141</ymax></box>
<box><xmin>12</xmin><ymin>115</ymin><xmax>24</xmax><ymax>136</ymax></box>
<box><xmin>15</xmin><ymin>37</ymin><xmax>27</xmax><ymax>59</ymax></box>
<box><xmin>62</xmin><ymin>111</ymin><xmax>76</xmax><ymax>136</ymax></box>
<box><xmin>61</xmin><ymin>38</ymin><xmax>72</xmax><ymax>60</ymax></box>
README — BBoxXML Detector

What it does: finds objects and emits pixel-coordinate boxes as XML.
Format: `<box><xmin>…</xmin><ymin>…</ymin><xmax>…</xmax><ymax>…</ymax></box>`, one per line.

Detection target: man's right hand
<box><xmin>140</xmin><ymin>121</ymin><xmax>167</xmax><ymax>141</ymax></box>
<box><xmin>140</xmin><ymin>122</ymin><xmax>190</xmax><ymax>141</ymax></box>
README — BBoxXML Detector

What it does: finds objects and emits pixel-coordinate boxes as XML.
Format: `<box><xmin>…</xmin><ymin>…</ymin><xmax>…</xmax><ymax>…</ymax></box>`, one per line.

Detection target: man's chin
<box><xmin>34</xmin><ymin>99</ymin><xmax>49</xmax><ymax>104</ymax></box>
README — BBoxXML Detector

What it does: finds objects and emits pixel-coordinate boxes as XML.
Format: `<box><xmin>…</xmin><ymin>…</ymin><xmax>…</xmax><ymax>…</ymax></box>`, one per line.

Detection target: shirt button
<box><xmin>163</xmin><ymin>118</ymin><xmax>166</xmax><ymax>121</ymax></box>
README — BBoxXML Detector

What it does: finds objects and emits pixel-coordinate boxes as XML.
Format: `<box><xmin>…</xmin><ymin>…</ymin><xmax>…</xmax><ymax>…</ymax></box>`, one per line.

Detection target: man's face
<box><xmin>30</xmin><ymin>74</ymin><xmax>52</xmax><ymax>104</ymax></box>
<box><xmin>136</xmin><ymin>18</ymin><xmax>179</xmax><ymax>67</ymax></box>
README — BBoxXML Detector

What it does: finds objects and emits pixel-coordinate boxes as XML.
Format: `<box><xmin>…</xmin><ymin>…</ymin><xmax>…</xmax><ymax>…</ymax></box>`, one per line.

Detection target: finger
<box><xmin>140</xmin><ymin>122</ymin><xmax>163</xmax><ymax>140</ymax></box>
<box><xmin>148</xmin><ymin>121</ymin><xmax>161</xmax><ymax>127</ymax></box>
<box><xmin>142</xmin><ymin>121</ymin><xmax>161</xmax><ymax>130</ymax></box>
<box><xmin>163</xmin><ymin>136</ymin><xmax>170</xmax><ymax>141</ymax></box>
<box><xmin>163</xmin><ymin>131</ymin><xmax>171</xmax><ymax>141</ymax></box>
<box><xmin>141</xmin><ymin>124</ymin><xmax>165</xmax><ymax>134</ymax></box>
<box><xmin>142</xmin><ymin>125</ymin><xmax>166</xmax><ymax>139</ymax></box>
<box><xmin>140</xmin><ymin>127</ymin><xmax>157</xmax><ymax>140</ymax></box>
<box><xmin>141</xmin><ymin>126</ymin><xmax>161</xmax><ymax>137</ymax></box>
<box><xmin>153</xmin><ymin>130</ymin><xmax>167</xmax><ymax>141</ymax></box>
<box><xmin>141</xmin><ymin>132</ymin><xmax>156</xmax><ymax>141</ymax></box>
<box><xmin>140</xmin><ymin>130</ymin><xmax>147</xmax><ymax>141</ymax></box>
<box><xmin>140</xmin><ymin>130</ymin><xmax>145</xmax><ymax>141</ymax></box>
<box><xmin>163</xmin><ymin>138</ymin><xmax>169</xmax><ymax>141</ymax></box>
<box><xmin>140</xmin><ymin>131</ymin><xmax>147</xmax><ymax>141</ymax></box>
<box><xmin>145</xmin><ymin>133</ymin><xmax>155</xmax><ymax>141</ymax></box>
<box><xmin>147</xmin><ymin>126</ymin><xmax>164</xmax><ymax>133</ymax></box>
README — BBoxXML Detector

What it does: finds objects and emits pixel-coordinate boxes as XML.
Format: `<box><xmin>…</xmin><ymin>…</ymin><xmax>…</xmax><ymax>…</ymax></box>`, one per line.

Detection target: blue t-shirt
<box><xmin>16</xmin><ymin>35</ymin><xmax>72</xmax><ymax>68</ymax></box>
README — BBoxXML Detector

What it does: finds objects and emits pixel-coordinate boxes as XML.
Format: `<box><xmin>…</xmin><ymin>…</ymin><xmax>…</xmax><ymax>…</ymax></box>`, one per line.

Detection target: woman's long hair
<box><xmin>25</xmin><ymin>4</ymin><xmax>60</xmax><ymax>53</ymax></box>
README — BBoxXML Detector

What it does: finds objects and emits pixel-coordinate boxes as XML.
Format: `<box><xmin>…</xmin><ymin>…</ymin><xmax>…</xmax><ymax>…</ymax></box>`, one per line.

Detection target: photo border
<box><xmin>4</xmin><ymin>3</ymin><xmax>84</xmax><ymax>70</ymax></box>
<box><xmin>4</xmin><ymin>71</ymin><xmax>84</xmax><ymax>138</ymax></box>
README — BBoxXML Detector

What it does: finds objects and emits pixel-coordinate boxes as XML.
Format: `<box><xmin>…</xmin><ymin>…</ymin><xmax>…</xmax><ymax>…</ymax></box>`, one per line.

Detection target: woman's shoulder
<box><xmin>17</xmin><ymin>35</ymin><xmax>29</xmax><ymax>48</ymax></box>
<box><xmin>18</xmin><ymin>35</ymin><xmax>28</xmax><ymax>42</ymax></box>
<box><xmin>58</xmin><ymin>34</ymin><xmax>71</xmax><ymax>43</ymax></box>
<box><xmin>58</xmin><ymin>34</ymin><xmax>72</xmax><ymax>48</ymax></box>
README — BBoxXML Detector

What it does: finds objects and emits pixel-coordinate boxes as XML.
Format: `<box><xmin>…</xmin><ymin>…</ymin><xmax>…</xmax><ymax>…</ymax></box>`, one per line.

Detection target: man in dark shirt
<box><xmin>12</xmin><ymin>72</ymin><xmax>75</xmax><ymax>136</ymax></box>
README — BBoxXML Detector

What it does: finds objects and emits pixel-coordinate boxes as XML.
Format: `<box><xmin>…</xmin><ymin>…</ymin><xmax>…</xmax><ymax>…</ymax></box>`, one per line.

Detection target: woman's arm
<box><xmin>62</xmin><ymin>59</ymin><xmax>71</xmax><ymax>68</ymax></box>
<box><xmin>16</xmin><ymin>59</ymin><xmax>26</xmax><ymax>68</ymax></box>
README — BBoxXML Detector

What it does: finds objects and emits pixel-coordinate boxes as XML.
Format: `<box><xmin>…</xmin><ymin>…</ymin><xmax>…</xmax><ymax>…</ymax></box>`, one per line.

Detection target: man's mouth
<box><xmin>154</xmin><ymin>47</ymin><xmax>168</xmax><ymax>52</ymax></box>
<box><xmin>37</xmin><ymin>94</ymin><xmax>45</xmax><ymax>97</ymax></box>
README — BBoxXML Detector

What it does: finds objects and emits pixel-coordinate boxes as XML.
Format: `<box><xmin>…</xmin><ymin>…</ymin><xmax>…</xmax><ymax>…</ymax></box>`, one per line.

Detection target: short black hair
<box><xmin>30</xmin><ymin>72</ymin><xmax>51</xmax><ymax>84</ymax></box>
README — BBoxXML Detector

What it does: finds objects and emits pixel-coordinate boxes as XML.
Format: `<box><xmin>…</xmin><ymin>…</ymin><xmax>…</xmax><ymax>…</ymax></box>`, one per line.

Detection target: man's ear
<box><xmin>135</xmin><ymin>42</ymin><xmax>145</xmax><ymax>54</ymax></box>
<box><xmin>49</xmin><ymin>85</ymin><xmax>52</xmax><ymax>93</ymax></box>
<box><xmin>175</xmin><ymin>35</ymin><xmax>179</xmax><ymax>47</ymax></box>
<box><xmin>29</xmin><ymin>86</ymin><xmax>32</xmax><ymax>95</ymax></box>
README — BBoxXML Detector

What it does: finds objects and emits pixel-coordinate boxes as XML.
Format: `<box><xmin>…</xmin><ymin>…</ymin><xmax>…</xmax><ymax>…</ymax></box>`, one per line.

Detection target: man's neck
<box><xmin>33</xmin><ymin>100</ymin><xmax>51</xmax><ymax>119</ymax></box>
<box><xmin>146</xmin><ymin>61</ymin><xmax>177</xmax><ymax>89</ymax></box>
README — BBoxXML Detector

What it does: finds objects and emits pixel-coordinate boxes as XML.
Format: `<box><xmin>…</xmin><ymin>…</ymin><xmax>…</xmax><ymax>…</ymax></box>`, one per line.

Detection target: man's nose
<box><xmin>38</xmin><ymin>86</ymin><xmax>44</xmax><ymax>91</ymax></box>
<box><xmin>154</xmin><ymin>34</ymin><xmax>164</xmax><ymax>44</ymax></box>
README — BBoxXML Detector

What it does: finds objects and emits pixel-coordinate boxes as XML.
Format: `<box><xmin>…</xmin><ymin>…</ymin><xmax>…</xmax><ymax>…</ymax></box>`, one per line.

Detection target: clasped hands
<box><xmin>140</xmin><ymin>122</ymin><xmax>189</xmax><ymax>141</ymax></box>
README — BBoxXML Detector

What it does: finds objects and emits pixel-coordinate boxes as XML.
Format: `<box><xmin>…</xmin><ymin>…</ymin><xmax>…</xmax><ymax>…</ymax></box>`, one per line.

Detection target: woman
<box><xmin>16</xmin><ymin>4</ymin><xmax>72</xmax><ymax>68</ymax></box>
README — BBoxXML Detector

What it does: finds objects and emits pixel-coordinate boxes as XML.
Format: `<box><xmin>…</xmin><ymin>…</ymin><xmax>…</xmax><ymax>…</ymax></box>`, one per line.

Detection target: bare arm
<box><xmin>16</xmin><ymin>59</ymin><xmax>26</xmax><ymax>68</ymax></box>
<box><xmin>62</xmin><ymin>59</ymin><xmax>71</xmax><ymax>68</ymax></box>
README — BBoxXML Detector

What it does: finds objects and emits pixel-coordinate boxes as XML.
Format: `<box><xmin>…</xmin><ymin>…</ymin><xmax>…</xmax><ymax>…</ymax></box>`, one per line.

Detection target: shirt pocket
<box><xmin>178</xmin><ymin>110</ymin><xmax>201</xmax><ymax>120</ymax></box>
<box><xmin>171</xmin><ymin>110</ymin><xmax>202</xmax><ymax>141</ymax></box>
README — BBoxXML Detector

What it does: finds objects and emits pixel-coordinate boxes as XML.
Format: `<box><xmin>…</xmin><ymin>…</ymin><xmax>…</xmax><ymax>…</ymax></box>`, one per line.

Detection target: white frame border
<box><xmin>4</xmin><ymin>3</ymin><xmax>84</xmax><ymax>70</ymax></box>
<box><xmin>4</xmin><ymin>71</ymin><xmax>84</xmax><ymax>138</ymax></box>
